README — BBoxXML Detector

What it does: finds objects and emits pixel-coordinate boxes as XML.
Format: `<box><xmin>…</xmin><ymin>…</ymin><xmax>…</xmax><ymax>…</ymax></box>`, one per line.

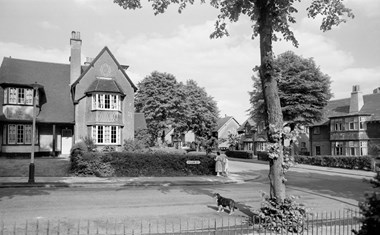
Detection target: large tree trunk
<box><xmin>258</xmin><ymin>0</ymin><xmax>286</xmax><ymax>203</ymax></box>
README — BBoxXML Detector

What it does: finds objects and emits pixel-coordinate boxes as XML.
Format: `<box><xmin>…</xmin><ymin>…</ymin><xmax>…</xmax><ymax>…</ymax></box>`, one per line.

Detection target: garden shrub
<box><xmin>225</xmin><ymin>150</ymin><xmax>254</xmax><ymax>159</ymax></box>
<box><xmin>109</xmin><ymin>152</ymin><xmax>215</xmax><ymax>177</ymax></box>
<box><xmin>70</xmin><ymin>152</ymin><xmax>115</xmax><ymax>177</ymax></box>
<box><xmin>353</xmin><ymin>173</ymin><xmax>380</xmax><ymax>235</ymax></box>
<box><xmin>101</xmin><ymin>145</ymin><xmax>116</xmax><ymax>153</ymax></box>
<box><xmin>254</xmin><ymin>192</ymin><xmax>308</xmax><ymax>233</ymax></box>
<box><xmin>69</xmin><ymin>141</ymin><xmax>88</xmax><ymax>169</ymax></box>
<box><xmin>70</xmin><ymin>151</ymin><xmax>215</xmax><ymax>177</ymax></box>
<box><xmin>294</xmin><ymin>155</ymin><xmax>375</xmax><ymax>171</ymax></box>
<box><xmin>81</xmin><ymin>136</ymin><xmax>97</xmax><ymax>152</ymax></box>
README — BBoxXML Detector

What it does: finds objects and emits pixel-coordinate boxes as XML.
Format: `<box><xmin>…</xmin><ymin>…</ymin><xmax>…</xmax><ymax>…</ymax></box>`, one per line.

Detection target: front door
<box><xmin>61</xmin><ymin>129</ymin><xmax>73</xmax><ymax>155</ymax></box>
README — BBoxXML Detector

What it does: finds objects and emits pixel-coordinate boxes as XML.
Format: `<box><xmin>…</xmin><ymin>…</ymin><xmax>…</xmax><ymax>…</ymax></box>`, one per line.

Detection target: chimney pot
<box><xmin>349</xmin><ymin>84</ymin><xmax>364</xmax><ymax>113</ymax></box>
<box><xmin>70</xmin><ymin>31</ymin><xmax>82</xmax><ymax>84</ymax></box>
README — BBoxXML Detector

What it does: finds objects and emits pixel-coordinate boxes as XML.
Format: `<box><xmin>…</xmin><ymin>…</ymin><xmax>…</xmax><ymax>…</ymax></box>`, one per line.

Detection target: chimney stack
<box><xmin>70</xmin><ymin>31</ymin><xmax>82</xmax><ymax>84</ymax></box>
<box><xmin>349</xmin><ymin>85</ymin><xmax>364</xmax><ymax>113</ymax></box>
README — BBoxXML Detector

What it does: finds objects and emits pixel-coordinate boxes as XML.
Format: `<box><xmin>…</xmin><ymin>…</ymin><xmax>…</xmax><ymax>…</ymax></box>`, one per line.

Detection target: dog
<box><xmin>213</xmin><ymin>193</ymin><xmax>237</xmax><ymax>215</ymax></box>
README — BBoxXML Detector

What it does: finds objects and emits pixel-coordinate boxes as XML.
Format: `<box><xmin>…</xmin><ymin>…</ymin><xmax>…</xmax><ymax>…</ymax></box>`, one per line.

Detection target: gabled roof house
<box><xmin>0</xmin><ymin>31</ymin><xmax>144</xmax><ymax>156</ymax></box>
<box><xmin>309</xmin><ymin>85</ymin><xmax>380</xmax><ymax>156</ymax></box>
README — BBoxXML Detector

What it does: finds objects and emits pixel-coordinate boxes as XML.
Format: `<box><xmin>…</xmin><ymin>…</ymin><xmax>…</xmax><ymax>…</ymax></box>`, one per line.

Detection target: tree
<box><xmin>183</xmin><ymin>80</ymin><xmax>219</xmax><ymax>140</ymax></box>
<box><xmin>135</xmin><ymin>72</ymin><xmax>219</xmax><ymax>146</ymax></box>
<box><xmin>249</xmin><ymin>51</ymin><xmax>333</xmax><ymax>127</ymax></box>
<box><xmin>114</xmin><ymin>0</ymin><xmax>353</xmax><ymax>203</ymax></box>
<box><xmin>135</xmin><ymin>71</ymin><xmax>188</xmax><ymax>145</ymax></box>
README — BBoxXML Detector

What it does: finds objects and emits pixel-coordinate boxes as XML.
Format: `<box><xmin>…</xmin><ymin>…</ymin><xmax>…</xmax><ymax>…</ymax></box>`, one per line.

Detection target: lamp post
<box><xmin>28</xmin><ymin>83</ymin><xmax>45</xmax><ymax>184</ymax></box>
<box><xmin>28</xmin><ymin>85</ymin><xmax>38</xmax><ymax>183</ymax></box>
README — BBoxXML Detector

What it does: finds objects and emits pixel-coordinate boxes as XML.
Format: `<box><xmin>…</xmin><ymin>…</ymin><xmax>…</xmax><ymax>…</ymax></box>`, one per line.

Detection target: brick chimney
<box><xmin>70</xmin><ymin>31</ymin><xmax>82</xmax><ymax>84</ymax></box>
<box><xmin>349</xmin><ymin>85</ymin><xmax>364</xmax><ymax>113</ymax></box>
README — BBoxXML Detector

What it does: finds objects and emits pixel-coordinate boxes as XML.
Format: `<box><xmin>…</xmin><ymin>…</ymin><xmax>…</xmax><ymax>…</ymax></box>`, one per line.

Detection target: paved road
<box><xmin>0</xmin><ymin>159</ymin><xmax>374</xmax><ymax>232</ymax></box>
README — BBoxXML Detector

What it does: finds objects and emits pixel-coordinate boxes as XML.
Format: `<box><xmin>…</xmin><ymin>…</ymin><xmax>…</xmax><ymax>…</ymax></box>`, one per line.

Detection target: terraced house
<box><xmin>309</xmin><ymin>85</ymin><xmax>380</xmax><ymax>156</ymax></box>
<box><xmin>0</xmin><ymin>31</ymin><xmax>145</xmax><ymax>157</ymax></box>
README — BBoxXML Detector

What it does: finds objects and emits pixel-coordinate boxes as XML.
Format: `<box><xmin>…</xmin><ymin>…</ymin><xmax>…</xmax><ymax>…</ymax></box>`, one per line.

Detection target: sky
<box><xmin>0</xmin><ymin>0</ymin><xmax>379</xmax><ymax>124</ymax></box>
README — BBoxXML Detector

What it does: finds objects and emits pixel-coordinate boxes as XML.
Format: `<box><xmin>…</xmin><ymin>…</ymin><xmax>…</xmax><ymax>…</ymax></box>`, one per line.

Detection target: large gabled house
<box><xmin>309</xmin><ymin>85</ymin><xmax>380</xmax><ymax>156</ymax></box>
<box><xmin>0</xmin><ymin>31</ymin><xmax>144</xmax><ymax>157</ymax></box>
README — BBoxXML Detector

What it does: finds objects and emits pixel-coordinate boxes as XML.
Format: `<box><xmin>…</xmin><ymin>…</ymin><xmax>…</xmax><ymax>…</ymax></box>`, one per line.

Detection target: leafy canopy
<box><xmin>135</xmin><ymin>71</ymin><xmax>219</xmax><ymax>145</ymax></box>
<box><xmin>114</xmin><ymin>0</ymin><xmax>354</xmax><ymax>46</ymax></box>
<box><xmin>249</xmin><ymin>51</ymin><xmax>333</xmax><ymax>126</ymax></box>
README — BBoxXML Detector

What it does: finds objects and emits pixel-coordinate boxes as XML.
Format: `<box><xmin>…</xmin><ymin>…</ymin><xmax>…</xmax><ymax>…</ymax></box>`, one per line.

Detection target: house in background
<box><xmin>238</xmin><ymin>117</ymin><xmax>310</xmax><ymax>156</ymax></box>
<box><xmin>215</xmin><ymin>116</ymin><xmax>240</xmax><ymax>150</ymax></box>
<box><xmin>158</xmin><ymin>127</ymin><xmax>195</xmax><ymax>148</ymax></box>
<box><xmin>309</xmin><ymin>85</ymin><xmax>380</xmax><ymax>156</ymax></box>
<box><xmin>0</xmin><ymin>31</ymin><xmax>142</xmax><ymax>157</ymax></box>
<box><xmin>237</xmin><ymin>117</ymin><xmax>268</xmax><ymax>155</ymax></box>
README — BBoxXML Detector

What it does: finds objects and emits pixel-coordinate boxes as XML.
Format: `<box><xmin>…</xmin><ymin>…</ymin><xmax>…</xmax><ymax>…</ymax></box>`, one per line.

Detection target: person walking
<box><xmin>223</xmin><ymin>155</ymin><xmax>229</xmax><ymax>176</ymax></box>
<box><xmin>215</xmin><ymin>152</ymin><xmax>223</xmax><ymax>176</ymax></box>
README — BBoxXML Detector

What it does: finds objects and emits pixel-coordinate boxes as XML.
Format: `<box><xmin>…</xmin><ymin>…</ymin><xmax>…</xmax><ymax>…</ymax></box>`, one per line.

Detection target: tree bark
<box><xmin>258</xmin><ymin>0</ymin><xmax>286</xmax><ymax>203</ymax></box>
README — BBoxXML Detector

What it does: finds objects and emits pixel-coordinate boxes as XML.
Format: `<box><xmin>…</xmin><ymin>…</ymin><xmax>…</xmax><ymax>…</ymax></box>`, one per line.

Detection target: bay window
<box><xmin>4</xmin><ymin>87</ymin><xmax>34</xmax><ymax>105</ymax></box>
<box><xmin>92</xmin><ymin>94</ymin><xmax>121</xmax><ymax>111</ymax></box>
<box><xmin>91</xmin><ymin>125</ymin><xmax>120</xmax><ymax>144</ymax></box>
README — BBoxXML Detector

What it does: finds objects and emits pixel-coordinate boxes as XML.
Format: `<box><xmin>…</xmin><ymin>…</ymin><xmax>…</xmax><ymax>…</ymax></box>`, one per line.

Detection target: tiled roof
<box><xmin>313</xmin><ymin>92</ymin><xmax>380</xmax><ymax>126</ymax></box>
<box><xmin>216</xmin><ymin>116</ymin><xmax>239</xmax><ymax>131</ymax></box>
<box><xmin>86</xmin><ymin>78</ymin><xmax>125</xmax><ymax>95</ymax></box>
<box><xmin>0</xmin><ymin>57</ymin><xmax>74</xmax><ymax>123</ymax></box>
<box><xmin>237</xmin><ymin>117</ymin><xmax>256</xmax><ymax>133</ymax></box>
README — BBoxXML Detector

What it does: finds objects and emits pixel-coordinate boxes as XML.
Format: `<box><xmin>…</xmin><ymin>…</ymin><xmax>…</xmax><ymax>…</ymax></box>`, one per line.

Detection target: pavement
<box><xmin>0</xmin><ymin>159</ymin><xmax>376</xmax><ymax>188</ymax></box>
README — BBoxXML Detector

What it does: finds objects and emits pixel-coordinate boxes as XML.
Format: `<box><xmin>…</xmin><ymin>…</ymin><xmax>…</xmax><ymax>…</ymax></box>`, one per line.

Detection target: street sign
<box><xmin>186</xmin><ymin>160</ymin><xmax>200</xmax><ymax>165</ymax></box>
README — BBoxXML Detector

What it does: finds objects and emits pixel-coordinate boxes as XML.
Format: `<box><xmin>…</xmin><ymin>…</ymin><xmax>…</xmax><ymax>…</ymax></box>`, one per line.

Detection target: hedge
<box><xmin>70</xmin><ymin>151</ymin><xmax>216</xmax><ymax>177</ymax></box>
<box><xmin>294</xmin><ymin>155</ymin><xmax>375</xmax><ymax>171</ymax></box>
<box><xmin>225</xmin><ymin>150</ymin><xmax>254</xmax><ymax>159</ymax></box>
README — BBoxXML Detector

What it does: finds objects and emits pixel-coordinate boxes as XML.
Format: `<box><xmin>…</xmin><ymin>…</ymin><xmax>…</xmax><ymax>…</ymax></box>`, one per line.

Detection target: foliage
<box><xmin>70</xmin><ymin>151</ymin><xmax>215</xmax><ymax>177</ymax></box>
<box><xmin>225</xmin><ymin>150</ymin><xmax>253</xmax><ymax>159</ymax></box>
<box><xmin>184</xmin><ymin>80</ymin><xmax>219</xmax><ymax>138</ymax></box>
<box><xmin>81</xmin><ymin>136</ymin><xmax>97</xmax><ymax>152</ymax></box>
<box><xmin>135</xmin><ymin>71</ymin><xmax>188</xmax><ymax>145</ymax></box>
<box><xmin>249</xmin><ymin>51</ymin><xmax>333</xmax><ymax>126</ymax></box>
<box><xmin>254</xmin><ymin>192</ymin><xmax>308</xmax><ymax>233</ymax></box>
<box><xmin>354</xmin><ymin>173</ymin><xmax>380</xmax><ymax>235</ymax></box>
<box><xmin>114</xmin><ymin>0</ymin><xmax>354</xmax><ymax>203</ymax></box>
<box><xmin>70</xmin><ymin>141</ymin><xmax>88</xmax><ymax>160</ymax></box>
<box><xmin>123</xmin><ymin>138</ymin><xmax>149</xmax><ymax>152</ymax></box>
<box><xmin>101</xmin><ymin>145</ymin><xmax>116</xmax><ymax>153</ymax></box>
<box><xmin>134</xmin><ymin>72</ymin><xmax>219</xmax><ymax>146</ymax></box>
<box><xmin>227</xmin><ymin>133</ymin><xmax>240</xmax><ymax>149</ymax></box>
<box><xmin>205</xmin><ymin>136</ymin><xmax>218</xmax><ymax>155</ymax></box>
<box><xmin>368</xmin><ymin>142</ymin><xmax>380</xmax><ymax>156</ymax></box>
<box><xmin>70</xmin><ymin>152</ymin><xmax>115</xmax><ymax>177</ymax></box>
<box><xmin>294</xmin><ymin>155</ymin><xmax>375</xmax><ymax>171</ymax></box>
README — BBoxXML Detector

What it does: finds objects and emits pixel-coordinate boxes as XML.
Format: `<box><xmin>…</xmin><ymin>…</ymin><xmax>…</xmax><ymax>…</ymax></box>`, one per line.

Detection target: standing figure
<box><xmin>223</xmin><ymin>155</ymin><xmax>229</xmax><ymax>176</ymax></box>
<box><xmin>215</xmin><ymin>152</ymin><xmax>223</xmax><ymax>176</ymax></box>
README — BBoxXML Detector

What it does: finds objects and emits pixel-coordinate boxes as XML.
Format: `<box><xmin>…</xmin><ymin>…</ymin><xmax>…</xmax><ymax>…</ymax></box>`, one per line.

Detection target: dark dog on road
<box><xmin>213</xmin><ymin>193</ymin><xmax>237</xmax><ymax>215</ymax></box>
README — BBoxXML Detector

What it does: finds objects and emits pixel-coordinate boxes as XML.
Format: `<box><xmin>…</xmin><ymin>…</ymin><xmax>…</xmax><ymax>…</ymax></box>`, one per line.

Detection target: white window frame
<box><xmin>91</xmin><ymin>125</ymin><xmax>121</xmax><ymax>145</ymax></box>
<box><xmin>257</xmin><ymin>142</ymin><xmax>266</xmax><ymax>151</ymax></box>
<box><xmin>7</xmin><ymin>124</ymin><xmax>37</xmax><ymax>145</ymax></box>
<box><xmin>360</xmin><ymin>141</ymin><xmax>368</xmax><ymax>156</ymax></box>
<box><xmin>4</xmin><ymin>87</ymin><xmax>34</xmax><ymax>105</ymax></box>
<box><xmin>359</xmin><ymin>117</ymin><xmax>365</xmax><ymax>130</ymax></box>
<box><xmin>91</xmin><ymin>93</ymin><xmax>121</xmax><ymax>111</ymax></box>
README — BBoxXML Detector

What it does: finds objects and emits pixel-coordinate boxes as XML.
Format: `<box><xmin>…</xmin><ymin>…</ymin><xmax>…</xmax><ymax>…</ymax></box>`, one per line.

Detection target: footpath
<box><xmin>0</xmin><ymin>159</ymin><xmax>376</xmax><ymax>188</ymax></box>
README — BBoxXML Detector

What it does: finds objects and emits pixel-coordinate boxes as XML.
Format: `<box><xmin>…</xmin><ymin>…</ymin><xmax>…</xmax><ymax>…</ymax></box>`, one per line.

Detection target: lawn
<box><xmin>0</xmin><ymin>157</ymin><xmax>71</xmax><ymax>177</ymax></box>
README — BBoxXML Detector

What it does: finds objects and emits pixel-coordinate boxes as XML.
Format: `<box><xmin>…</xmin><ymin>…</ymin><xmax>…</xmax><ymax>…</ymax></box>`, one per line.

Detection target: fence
<box><xmin>1</xmin><ymin>210</ymin><xmax>362</xmax><ymax>235</ymax></box>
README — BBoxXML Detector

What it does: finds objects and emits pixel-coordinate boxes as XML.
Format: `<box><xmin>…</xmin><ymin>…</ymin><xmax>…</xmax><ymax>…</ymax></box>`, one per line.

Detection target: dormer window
<box><xmin>4</xmin><ymin>87</ymin><xmax>35</xmax><ymax>105</ymax></box>
<box><xmin>92</xmin><ymin>93</ymin><xmax>121</xmax><ymax>111</ymax></box>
